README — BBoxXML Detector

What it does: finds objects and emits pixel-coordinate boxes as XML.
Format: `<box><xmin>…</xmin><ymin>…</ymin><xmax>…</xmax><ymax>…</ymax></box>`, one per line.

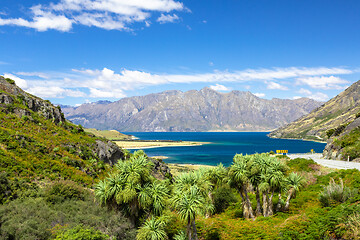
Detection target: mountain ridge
<box><xmin>62</xmin><ymin>88</ymin><xmax>322</xmax><ymax>132</ymax></box>
<box><xmin>269</xmin><ymin>80</ymin><xmax>360</xmax><ymax>160</ymax></box>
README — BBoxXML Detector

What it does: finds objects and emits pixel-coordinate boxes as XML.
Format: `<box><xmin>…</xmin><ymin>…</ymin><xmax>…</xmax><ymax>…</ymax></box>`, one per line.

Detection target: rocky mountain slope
<box><xmin>62</xmin><ymin>88</ymin><xmax>322</xmax><ymax>132</ymax></box>
<box><xmin>269</xmin><ymin>80</ymin><xmax>360</xmax><ymax>161</ymax></box>
<box><xmin>269</xmin><ymin>80</ymin><xmax>360</xmax><ymax>142</ymax></box>
<box><xmin>0</xmin><ymin>76</ymin><xmax>125</xmax><ymax>184</ymax></box>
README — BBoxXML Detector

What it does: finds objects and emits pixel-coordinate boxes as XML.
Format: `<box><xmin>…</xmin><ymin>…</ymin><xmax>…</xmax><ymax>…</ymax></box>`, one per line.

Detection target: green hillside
<box><xmin>269</xmin><ymin>80</ymin><xmax>360</xmax><ymax>142</ymax></box>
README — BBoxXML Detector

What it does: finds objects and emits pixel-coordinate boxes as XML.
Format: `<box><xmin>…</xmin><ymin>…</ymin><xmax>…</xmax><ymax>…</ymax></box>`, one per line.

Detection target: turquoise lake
<box><xmin>124</xmin><ymin>132</ymin><xmax>326</xmax><ymax>166</ymax></box>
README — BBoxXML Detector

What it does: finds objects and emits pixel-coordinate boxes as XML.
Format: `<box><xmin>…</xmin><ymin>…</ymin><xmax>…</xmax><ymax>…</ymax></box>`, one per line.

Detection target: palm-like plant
<box><xmin>138</xmin><ymin>180</ymin><xmax>170</xmax><ymax>216</ymax></box>
<box><xmin>172</xmin><ymin>186</ymin><xmax>207</xmax><ymax>240</ymax></box>
<box><xmin>228</xmin><ymin>154</ymin><xmax>255</xmax><ymax>219</ymax></box>
<box><xmin>283</xmin><ymin>172</ymin><xmax>305</xmax><ymax>211</ymax></box>
<box><xmin>136</xmin><ymin>216</ymin><xmax>168</xmax><ymax>240</ymax></box>
<box><xmin>94</xmin><ymin>153</ymin><xmax>155</xmax><ymax>225</ymax></box>
<box><xmin>173</xmin><ymin>231</ymin><xmax>188</xmax><ymax>240</ymax></box>
<box><xmin>266</xmin><ymin>160</ymin><xmax>287</xmax><ymax>215</ymax></box>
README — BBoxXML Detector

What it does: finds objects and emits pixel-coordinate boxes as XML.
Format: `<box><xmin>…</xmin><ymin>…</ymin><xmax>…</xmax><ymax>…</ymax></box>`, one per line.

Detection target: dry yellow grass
<box><xmin>114</xmin><ymin>140</ymin><xmax>209</xmax><ymax>149</ymax></box>
<box><xmin>167</xmin><ymin>163</ymin><xmax>215</xmax><ymax>176</ymax></box>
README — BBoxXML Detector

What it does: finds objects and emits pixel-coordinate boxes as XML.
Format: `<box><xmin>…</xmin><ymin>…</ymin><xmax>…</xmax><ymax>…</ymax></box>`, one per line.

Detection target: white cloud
<box><xmin>293</xmin><ymin>96</ymin><xmax>302</xmax><ymax>100</ymax></box>
<box><xmin>3</xmin><ymin>66</ymin><xmax>354</xmax><ymax>101</ymax></box>
<box><xmin>16</xmin><ymin>71</ymin><xmax>50</xmax><ymax>79</ymax></box>
<box><xmin>3</xmin><ymin>73</ymin><xmax>28</xmax><ymax>89</ymax></box>
<box><xmin>26</xmin><ymin>86</ymin><xmax>86</xmax><ymax>98</ymax></box>
<box><xmin>266</xmin><ymin>81</ymin><xmax>288</xmax><ymax>90</ymax></box>
<box><xmin>209</xmin><ymin>84</ymin><xmax>231</xmax><ymax>91</ymax></box>
<box><xmin>0</xmin><ymin>0</ymin><xmax>185</xmax><ymax>32</ymax></box>
<box><xmin>296</xmin><ymin>88</ymin><xmax>328</xmax><ymax>101</ymax></box>
<box><xmin>157</xmin><ymin>13</ymin><xmax>180</xmax><ymax>24</ymax></box>
<box><xmin>89</xmin><ymin>88</ymin><xmax>126</xmax><ymax>98</ymax></box>
<box><xmin>310</xmin><ymin>92</ymin><xmax>329</xmax><ymax>102</ymax></box>
<box><xmin>0</xmin><ymin>61</ymin><xmax>7</xmax><ymax>65</ymax></box>
<box><xmin>296</xmin><ymin>76</ymin><xmax>349</xmax><ymax>90</ymax></box>
<box><xmin>254</xmin><ymin>93</ymin><xmax>265</xmax><ymax>98</ymax></box>
<box><xmin>0</xmin><ymin>6</ymin><xmax>73</xmax><ymax>32</ymax></box>
<box><xmin>298</xmin><ymin>88</ymin><xmax>312</xmax><ymax>95</ymax></box>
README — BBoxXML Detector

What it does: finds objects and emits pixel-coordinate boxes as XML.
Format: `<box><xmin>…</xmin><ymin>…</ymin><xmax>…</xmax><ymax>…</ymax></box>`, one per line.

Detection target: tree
<box><xmin>138</xmin><ymin>180</ymin><xmax>170</xmax><ymax>216</ymax></box>
<box><xmin>136</xmin><ymin>217</ymin><xmax>168</xmax><ymax>240</ymax></box>
<box><xmin>228</xmin><ymin>154</ymin><xmax>255</xmax><ymax>219</ymax></box>
<box><xmin>94</xmin><ymin>153</ymin><xmax>154</xmax><ymax>225</ymax></box>
<box><xmin>172</xmin><ymin>171</ymin><xmax>214</xmax><ymax>240</ymax></box>
<box><xmin>172</xmin><ymin>186</ymin><xmax>206</xmax><ymax>240</ymax></box>
<box><xmin>283</xmin><ymin>172</ymin><xmax>305</xmax><ymax>211</ymax></box>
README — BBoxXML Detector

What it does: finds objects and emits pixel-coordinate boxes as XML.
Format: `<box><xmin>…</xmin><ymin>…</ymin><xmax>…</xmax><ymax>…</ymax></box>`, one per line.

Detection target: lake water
<box><xmin>123</xmin><ymin>132</ymin><xmax>326</xmax><ymax>166</ymax></box>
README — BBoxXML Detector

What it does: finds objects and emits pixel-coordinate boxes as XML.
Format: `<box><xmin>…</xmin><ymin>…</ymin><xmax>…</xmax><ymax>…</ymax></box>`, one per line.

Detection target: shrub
<box><xmin>54</xmin><ymin>225</ymin><xmax>110</xmax><ymax>240</ymax></box>
<box><xmin>0</xmin><ymin>172</ymin><xmax>12</xmax><ymax>204</ymax></box>
<box><xmin>45</xmin><ymin>180</ymin><xmax>85</xmax><ymax>203</ymax></box>
<box><xmin>287</xmin><ymin>158</ymin><xmax>319</xmax><ymax>172</ymax></box>
<box><xmin>213</xmin><ymin>186</ymin><xmax>237</xmax><ymax>214</ymax></box>
<box><xmin>319</xmin><ymin>178</ymin><xmax>358</xmax><ymax>207</ymax></box>
<box><xmin>0</xmin><ymin>196</ymin><xmax>136</xmax><ymax>240</ymax></box>
<box><xmin>5</xmin><ymin>78</ymin><xmax>15</xmax><ymax>84</ymax></box>
<box><xmin>326</xmin><ymin>129</ymin><xmax>335</xmax><ymax>138</ymax></box>
<box><xmin>346</xmin><ymin>213</ymin><xmax>360</xmax><ymax>239</ymax></box>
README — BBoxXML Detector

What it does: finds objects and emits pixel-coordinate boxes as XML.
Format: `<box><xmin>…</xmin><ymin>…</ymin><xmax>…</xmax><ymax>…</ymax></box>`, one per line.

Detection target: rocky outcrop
<box><xmin>0</xmin><ymin>76</ymin><xmax>65</xmax><ymax>123</ymax></box>
<box><xmin>323</xmin><ymin>117</ymin><xmax>360</xmax><ymax>160</ymax></box>
<box><xmin>150</xmin><ymin>157</ymin><xmax>172</xmax><ymax>180</ymax></box>
<box><xmin>94</xmin><ymin>140</ymin><xmax>124</xmax><ymax>165</ymax></box>
<box><xmin>0</xmin><ymin>76</ymin><xmax>124</xmax><ymax>165</ymax></box>
<box><xmin>62</xmin><ymin>88</ymin><xmax>322</xmax><ymax>132</ymax></box>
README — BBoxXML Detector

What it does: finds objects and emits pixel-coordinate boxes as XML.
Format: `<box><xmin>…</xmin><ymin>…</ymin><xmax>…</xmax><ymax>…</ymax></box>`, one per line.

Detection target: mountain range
<box><xmin>61</xmin><ymin>88</ymin><xmax>322</xmax><ymax>132</ymax></box>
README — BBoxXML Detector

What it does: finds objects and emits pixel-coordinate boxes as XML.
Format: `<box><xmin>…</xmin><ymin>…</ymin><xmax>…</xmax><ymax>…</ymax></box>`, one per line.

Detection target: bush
<box><xmin>213</xmin><ymin>186</ymin><xmax>237</xmax><ymax>214</ymax></box>
<box><xmin>319</xmin><ymin>178</ymin><xmax>358</xmax><ymax>207</ymax></box>
<box><xmin>346</xmin><ymin>213</ymin><xmax>360</xmax><ymax>239</ymax></box>
<box><xmin>0</xmin><ymin>197</ymin><xmax>135</xmax><ymax>240</ymax></box>
<box><xmin>0</xmin><ymin>172</ymin><xmax>12</xmax><ymax>204</ymax></box>
<box><xmin>54</xmin><ymin>225</ymin><xmax>110</xmax><ymax>240</ymax></box>
<box><xmin>5</xmin><ymin>78</ymin><xmax>15</xmax><ymax>84</ymax></box>
<box><xmin>287</xmin><ymin>158</ymin><xmax>319</xmax><ymax>172</ymax></box>
<box><xmin>45</xmin><ymin>180</ymin><xmax>86</xmax><ymax>204</ymax></box>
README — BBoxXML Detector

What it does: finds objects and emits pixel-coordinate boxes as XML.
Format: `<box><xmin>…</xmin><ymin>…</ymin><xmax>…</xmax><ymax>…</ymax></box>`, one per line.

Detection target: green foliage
<box><xmin>213</xmin><ymin>186</ymin><xmax>237</xmax><ymax>214</ymax></box>
<box><xmin>279</xmin><ymin>203</ymin><xmax>360</xmax><ymax>240</ymax></box>
<box><xmin>136</xmin><ymin>217</ymin><xmax>168</xmax><ymax>240</ymax></box>
<box><xmin>0</xmin><ymin>172</ymin><xmax>13</xmax><ymax>204</ymax></box>
<box><xmin>0</xmin><ymin>196</ymin><xmax>135</xmax><ymax>240</ymax></box>
<box><xmin>5</xmin><ymin>78</ymin><xmax>15</xmax><ymax>84</ymax></box>
<box><xmin>54</xmin><ymin>225</ymin><xmax>110</xmax><ymax>240</ymax></box>
<box><xmin>45</xmin><ymin>180</ymin><xmax>86</xmax><ymax>204</ymax></box>
<box><xmin>318</xmin><ymin>178</ymin><xmax>358</xmax><ymax>207</ymax></box>
<box><xmin>334</xmin><ymin>127</ymin><xmax>360</xmax><ymax>160</ymax></box>
<box><xmin>0</xmin><ymin>109</ymin><xmax>112</xmax><ymax>185</ymax></box>
<box><xmin>326</xmin><ymin>128</ymin><xmax>335</xmax><ymax>138</ymax></box>
<box><xmin>287</xmin><ymin>158</ymin><xmax>320</xmax><ymax>172</ymax></box>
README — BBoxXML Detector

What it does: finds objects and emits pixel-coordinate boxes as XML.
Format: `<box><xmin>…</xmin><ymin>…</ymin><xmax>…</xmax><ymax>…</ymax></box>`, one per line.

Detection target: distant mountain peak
<box><xmin>61</xmin><ymin>88</ymin><xmax>322</xmax><ymax>132</ymax></box>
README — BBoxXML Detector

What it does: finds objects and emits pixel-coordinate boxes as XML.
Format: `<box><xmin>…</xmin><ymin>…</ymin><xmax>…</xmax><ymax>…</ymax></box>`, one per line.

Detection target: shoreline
<box><xmin>268</xmin><ymin>136</ymin><xmax>327</xmax><ymax>144</ymax></box>
<box><xmin>114</xmin><ymin>140</ymin><xmax>211</xmax><ymax>149</ymax></box>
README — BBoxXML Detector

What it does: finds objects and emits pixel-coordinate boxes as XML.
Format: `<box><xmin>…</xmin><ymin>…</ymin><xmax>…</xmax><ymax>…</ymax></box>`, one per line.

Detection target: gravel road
<box><xmin>287</xmin><ymin>153</ymin><xmax>360</xmax><ymax>171</ymax></box>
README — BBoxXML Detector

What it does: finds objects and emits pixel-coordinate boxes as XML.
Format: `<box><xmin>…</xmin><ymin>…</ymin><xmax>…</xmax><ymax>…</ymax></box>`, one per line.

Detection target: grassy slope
<box><xmin>84</xmin><ymin>128</ymin><xmax>131</xmax><ymax>140</ymax></box>
<box><xmin>269</xmin><ymin>80</ymin><xmax>360</xmax><ymax>141</ymax></box>
<box><xmin>196</xmin><ymin>158</ymin><xmax>360</xmax><ymax>240</ymax></box>
<box><xmin>0</xmin><ymin>80</ymin><xmax>116</xmax><ymax>186</ymax></box>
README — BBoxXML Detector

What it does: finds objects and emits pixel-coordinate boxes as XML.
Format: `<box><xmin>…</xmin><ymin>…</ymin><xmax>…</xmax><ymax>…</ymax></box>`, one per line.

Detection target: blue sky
<box><xmin>0</xmin><ymin>0</ymin><xmax>360</xmax><ymax>106</ymax></box>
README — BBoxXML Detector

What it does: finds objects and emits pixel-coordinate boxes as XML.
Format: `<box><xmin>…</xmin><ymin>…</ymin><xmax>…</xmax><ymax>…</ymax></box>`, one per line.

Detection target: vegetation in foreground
<box><xmin>1</xmin><ymin>77</ymin><xmax>359</xmax><ymax>239</ymax></box>
<box><xmin>94</xmin><ymin>152</ymin><xmax>360</xmax><ymax>240</ymax></box>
